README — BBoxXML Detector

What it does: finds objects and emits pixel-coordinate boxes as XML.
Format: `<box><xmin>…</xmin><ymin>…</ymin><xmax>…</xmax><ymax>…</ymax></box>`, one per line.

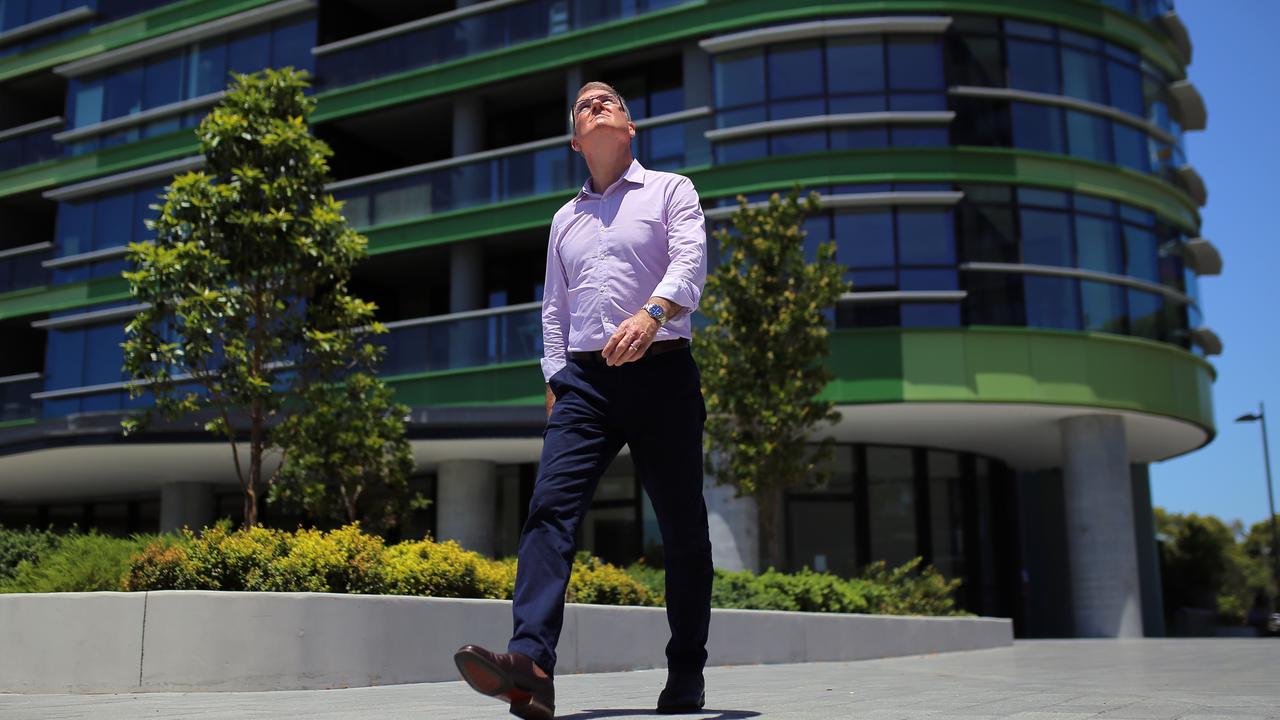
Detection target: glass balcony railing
<box><xmin>379</xmin><ymin>302</ymin><xmax>543</xmax><ymax>377</ymax></box>
<box><xmin>314</xmin><ymin>0</ymin><xmax>691</xmax><ymax>90</ymax></box>
<box><xmin>0</xmin><ymin>118</ymin><xmax>61</xmax><ymax>173</ymax></box>
<box><xmin>331</xmin><ymin>109</ymin><xmax>711</xmax><ymax>229</ymax></box>
<box><xmin>0</xmin><ymin>243</ymin><xmax>53</xmax><ymax>294</ymax></box>
<box><xmin>0</xmin><ymin>373</ymin><xmax>41</xmax><ymax>422</ymax></box>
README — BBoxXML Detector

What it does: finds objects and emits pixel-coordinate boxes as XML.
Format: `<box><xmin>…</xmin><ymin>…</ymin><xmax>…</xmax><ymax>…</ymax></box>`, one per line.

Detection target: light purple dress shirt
<box><xmin>540</xmin><ymin>159</ymin><xmax>707</xmax><ymax>382</ymax></box>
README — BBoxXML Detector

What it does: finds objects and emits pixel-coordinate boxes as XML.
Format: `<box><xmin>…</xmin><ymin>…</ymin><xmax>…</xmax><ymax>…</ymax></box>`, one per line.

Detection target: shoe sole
<box><xmin>453</xmin><ymin>650</ymin><xmax>554</xmax><ymax>720</ymax></box>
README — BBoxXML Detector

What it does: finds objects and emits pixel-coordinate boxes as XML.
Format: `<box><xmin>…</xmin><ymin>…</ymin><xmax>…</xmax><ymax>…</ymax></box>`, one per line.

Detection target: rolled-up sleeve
<box><xmin>652</xmin><ymin>177</ymin><xmax>706</xmax><ymax>313</ymax></box>
<box><xmin>540</xmin><ymin>221</ymin><xmax>570</xmax><ymax>382</ymax></box>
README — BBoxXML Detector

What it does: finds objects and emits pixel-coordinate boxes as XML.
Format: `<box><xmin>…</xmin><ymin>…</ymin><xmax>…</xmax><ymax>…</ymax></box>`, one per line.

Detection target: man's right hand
<box><xmin>545</xmin><ymin>384</ymin><xmax>556</xmax><ymax>419</ymax></box>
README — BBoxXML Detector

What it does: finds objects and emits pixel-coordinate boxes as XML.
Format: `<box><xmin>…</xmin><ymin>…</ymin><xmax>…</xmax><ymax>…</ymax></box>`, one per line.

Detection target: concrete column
<box><xmin>1131</xmin><ymin>463</ymin><xmax>1167</xmax><ymax>637</ymax></box>
<box><xmin>452</xmin><ymin>96</ymin><xmax>483</xmax><ymax>157</ymax></box>
<box><xmin>1060</xmin><ymin>415</ymin><xmax>1143</xmax><ymax>637</ymax></box>
<box><xmin>448</xmin><ymin>242</ymin><xmax>485</xmax><ymax>367</ymax></box>
<box><xmin>704</xmin><ymin>475</ymin><xmax>758</xmax><ymax>573</ymax></box>
<box><xmin>159</xmin><ymin>482</ymin><xmax>214</xmax><ymax>533</ymax></box>
<box><xmin>436</xmin><ymin>460</ymin><xmax>499</xmax><ymax>555</ymax></box>
<box><xmin>682</xmin><ymin>41</ymin><xmax>711</xmax><ymax>109</ymax></box>
<box><xmin>565</xmin><ymin>64</ymin><xmax>584</xmax><ymax>131</ymax></box>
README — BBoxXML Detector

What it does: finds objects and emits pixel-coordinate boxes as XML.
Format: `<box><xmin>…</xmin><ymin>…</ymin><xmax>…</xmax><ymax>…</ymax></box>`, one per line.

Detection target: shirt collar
<box><xmin>578</xmin><ymin>158</ymin><xmax>646</xmax><ymax>199</ymax></box>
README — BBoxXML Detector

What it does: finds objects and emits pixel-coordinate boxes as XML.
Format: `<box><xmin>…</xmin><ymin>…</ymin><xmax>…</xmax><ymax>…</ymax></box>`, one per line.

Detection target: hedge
<box><xmin>1</xmin><ymin>524</ymin><xmax>964</xmax><ymax>615</ymax></box>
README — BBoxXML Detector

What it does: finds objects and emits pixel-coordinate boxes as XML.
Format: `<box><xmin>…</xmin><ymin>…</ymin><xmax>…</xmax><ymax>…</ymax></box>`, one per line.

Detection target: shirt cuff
<box><xmin>652</xmin><ymin>278</ymin><xmax>700</xmax><ymax>314</ymax></box>
<box><xmin>541</xmin><ymin>355</ymin><xmax>566</xmax><ymax>383</ymax></box>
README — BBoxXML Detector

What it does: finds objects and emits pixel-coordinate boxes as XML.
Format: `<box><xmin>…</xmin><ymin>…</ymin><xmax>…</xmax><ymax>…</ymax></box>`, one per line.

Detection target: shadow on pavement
<box><xmin>557</xmin><ymin>710</ymin><xmax>761</xmax><ymax>719</ymax></box>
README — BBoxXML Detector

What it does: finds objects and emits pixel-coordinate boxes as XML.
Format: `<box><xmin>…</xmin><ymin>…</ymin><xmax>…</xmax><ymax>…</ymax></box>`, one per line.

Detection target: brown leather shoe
<box><xmin>454</xmin><ymin>645</ymin><xmax>555</xmax><ymax>720</ymax></box>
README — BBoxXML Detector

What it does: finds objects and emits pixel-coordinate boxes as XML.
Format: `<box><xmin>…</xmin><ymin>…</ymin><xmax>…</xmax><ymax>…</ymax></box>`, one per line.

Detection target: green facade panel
<box><xmin>383</xmin><ymin>361</ymin><xmax>545</xmax><ymax>407</ymax></box>
<box><xmin>0</xmin><ymin>277</ymin><xmax>129</xmax><ymax>322</ymax></box>
<box><xmin>822</xmin><ymin>328</ymin><xmax>1215</xmax><ymax>432</ymax></box>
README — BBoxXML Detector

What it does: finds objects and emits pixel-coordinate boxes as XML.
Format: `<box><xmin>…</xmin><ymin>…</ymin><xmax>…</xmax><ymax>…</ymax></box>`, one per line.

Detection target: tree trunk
<box><xmin>245</xmin><ymin>399</ymin><xmax>262</xmax><ymax>527</ymax></box>
<box><xmin>756</xmin><ymin>486</ymin><xmax>786</xmax><ymax>571</ymax></box>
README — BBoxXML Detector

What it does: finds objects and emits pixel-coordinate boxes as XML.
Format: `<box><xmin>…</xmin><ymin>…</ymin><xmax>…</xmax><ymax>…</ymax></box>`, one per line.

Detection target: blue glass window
<box><xmin>770</xmin><ymin>131</ymin><xmax>826</xmax><ymax>156</ymax></box>
<box><xmin>188</xmin><ymin>41</ymin><xmax>227</xmax><ymax>97</ymax></box>
<box><xmin>1112</xmin><ymin>123</ymin><xmax>1149</xmax><ymax>173</ymax></box>
<box><xmin>829</xmin><ymin>95</ymin><xmax>887</xmax><ymax>113</ymax></box>
<box><xmin>897</xmin><ymin>210</ymin><xmax>955</xmax><ymax>265</ymax></box>
<box><xmin>714</xmin><ymin>138</ymin><xmax>767</xmax><ymax>164</ymax></box>
<box><xmin>769</xmin><ymin>98</ymin><xmax>824</xmax><ymax>120</ymax></box>
<box><xmin>1075</xmin><ymin>215</ymin><xmax>1123</xmax><ymax>274</ymax></box>
<box><xmin>715</xmin><ymin>49</ymin><xmax>765</xmax><ymax>108</ymax></box>
<box><xmin>57</xmin><ymin>201</ymin><xmax>94</xmax><ymax>257</ymax></box>
<box><xmin>1007</xmin><ymin>40</ymin><xmax>1059</xmax><ymax>95</ymax></box>
<box><xmin>1128</xmin><ymin>289</ymin><xmax>1162</xmax><ymax>339</ymax></box>
<box><xmin>95</xmin><ymin>193</ymin><xmax>134</xmax><ymax>251</ymax></box>
<box><xmin>104</xmin><ymin>66</ymin><xmax>144</xmax><ymax>120</ymax></box>
<box><xmin>1066</xmin><ymin>110</ymin><xmax>1112</xmax><ymax>163</ymax></box>
<box><xmin>902</xmin><ymin>303</ymin><xmax>961</xmax><ymax>328</ymax></box>
<box><xmin>887</xmin><ymin>38</ymin><xmax>944</xmax><ymax>90</ymax></box>
<box><xmin>270</xmin><ymin>17</ymin><xmax>316</xmax><ymax>73</ymax></box>
<box><xmin>1011</xmin><ymin>103</ymin><xmax>1065</xmax><ymax>154</ymax></box>
<box><xmin>1081</xmin><ymin>281</ymin><xmax>1127</xmax><ymax>332</ymax></box>
<box><xmin>830</xmin><ymin>127</ymin><xmax>888</xmax><ymax>149</ymax></box>
<box><xmin>890</xmin><ymin>126</ymin><xmax>947</xmax><ymax>147</ymax></box>
<box><xmin>71</xmin><ymin>79</ymin><xmax>105</xmax><ymax>128</ymax></box>
<box><xmin>769</xmin><ymin>42</ymin><xmax>823</xmax><ymax>100</ymax></box>
<box><xmin>142</xmin><ymin>53</ymin><xmax>184</xmax><ymax>109</ymax></box>
<box><xmin>1024</xmin><ymin>276</ymin><xmax>1081</xmax><ymax>330</ymax></box>
<box><xmin>1107</xmin><ymin>62</ymin><xmax>1144</xmax><ymax>116</ymax></box>
<box><xmin>1123</xmin><ymin>225</ymin><xmax>1159</xmax><ymax>282</ymax></box>
<box><xmin>836</xmin><ymin>211</ymin><xmax>894</xmax><ymax>268</ymax></box>
<box><xmin>229</xmin><ymin>29</ymin><xmax>272</xmax><ymax>77</ymax></box>
<box><xmin>1019</xmin><ymin>209</ymin><xmax>1073</xmax><ymax>266</ymax></box>
<box><xmin>826</xmin><ymin>38</ymin><xmax>884</xmax><ymax>95</ymax></box>
<box><xmin>1061</xmin><ymin>48</ymin><xmax>1107</xmax><ymax>104</ymax></box>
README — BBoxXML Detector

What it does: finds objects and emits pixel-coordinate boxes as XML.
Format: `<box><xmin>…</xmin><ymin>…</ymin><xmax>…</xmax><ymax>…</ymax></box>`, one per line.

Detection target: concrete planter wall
<box><xmin>0</xmin><ymin>591</ymin><xmax>1012</xmax><ymax>693</ymax></box>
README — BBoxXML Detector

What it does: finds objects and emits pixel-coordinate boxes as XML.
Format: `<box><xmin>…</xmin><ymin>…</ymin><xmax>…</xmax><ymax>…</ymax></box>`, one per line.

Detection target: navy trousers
<box><xmin>508</xmin><ymin>347</ymin><xmax>713</xmax><ymax>676</ymax></box>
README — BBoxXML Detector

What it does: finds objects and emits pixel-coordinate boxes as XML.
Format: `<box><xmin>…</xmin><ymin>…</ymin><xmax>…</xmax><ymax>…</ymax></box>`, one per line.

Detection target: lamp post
<box><xmin>1235</xmin><ymin>403</ymin><xmax>1279</xmax><ymax>624</ymax></box>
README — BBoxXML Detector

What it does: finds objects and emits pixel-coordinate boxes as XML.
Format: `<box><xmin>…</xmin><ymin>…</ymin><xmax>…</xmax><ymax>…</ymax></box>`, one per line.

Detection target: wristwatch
<box><xmin>643</xmin><ymin>302</ymin><xmax>668</xmax><ymax>327</ymax></box>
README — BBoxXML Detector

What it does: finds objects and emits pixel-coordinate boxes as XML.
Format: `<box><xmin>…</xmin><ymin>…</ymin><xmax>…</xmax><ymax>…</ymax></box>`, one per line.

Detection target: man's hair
<box><xmin>570</xmin><ymin>81</ymin><xmax>631</xmax><ymax>134</ymax></box>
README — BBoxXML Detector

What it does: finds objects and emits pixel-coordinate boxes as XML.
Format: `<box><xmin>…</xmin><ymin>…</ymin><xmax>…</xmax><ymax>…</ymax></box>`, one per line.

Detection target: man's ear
<box><xmin>570</xmin><ymin>136</ymin><xmax>581</xmax><ymax>153</ymax></box>
<box><xmin>628</xmin><ymin>122</ymin><xmax>636</xmax><ymax>139</ymax></box>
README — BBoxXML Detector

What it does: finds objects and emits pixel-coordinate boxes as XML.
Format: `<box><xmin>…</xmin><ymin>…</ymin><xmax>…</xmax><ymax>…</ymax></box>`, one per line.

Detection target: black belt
<box><xmin>570</xmin><ymin>338</ymin><xmax>689</xmax><ymax>365</ymax></box>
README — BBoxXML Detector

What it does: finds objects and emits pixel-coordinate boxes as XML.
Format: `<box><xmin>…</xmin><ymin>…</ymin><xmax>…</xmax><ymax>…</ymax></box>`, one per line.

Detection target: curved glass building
<box><xmin>0</xmin><ymin>0</ymin><xmax>1216</xmax><ymax>637</ymax></box>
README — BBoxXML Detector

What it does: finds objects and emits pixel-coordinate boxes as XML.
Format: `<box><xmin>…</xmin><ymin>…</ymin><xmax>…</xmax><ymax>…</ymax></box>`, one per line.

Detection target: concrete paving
<box><xmin>0</xmin><ymin>639</ymin><xmax>1275</xmax><ymax>719</ymax></box>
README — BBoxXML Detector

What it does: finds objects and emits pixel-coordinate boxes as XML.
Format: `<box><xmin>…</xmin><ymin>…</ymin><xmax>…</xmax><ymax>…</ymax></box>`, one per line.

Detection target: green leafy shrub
<box><xmin>17</xmin><ymin>525</ymin><xmax>963</xmax><ymax>617</ymax></box>
<box><xmin>567</xmin><ymin>552</ymin><xmax>658</xmax><ymax>607</ymax></box>
<box><xmin>1</xmin><ymin>533</ymin><xmax>157</xmax><ymax>593</ymax></box>
<box><xmin>0</xmin><ymin>527</ymin><xmax>63</xmax><ymax>583</ymax></box>
<box><xmin>631</xmin><ymin>557</ymin><xmax>963</xmax><ymax>616</ymax></box>
<box><xmin>382</xmin><ymin>538</ymin><xmax>507</xmax><ymax>599</ymax></box>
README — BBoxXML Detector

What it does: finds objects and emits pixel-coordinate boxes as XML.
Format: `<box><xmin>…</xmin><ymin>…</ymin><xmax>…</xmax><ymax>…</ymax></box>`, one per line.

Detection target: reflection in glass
<box><xmin>927</xmin><ymin>451</ymin><xmax>964</xmax><ymax>580</ymax></box>
<box><xmin>1024</xmin><ymin>275</ymin><xmax>1081</xmax><ymax>330</ymax></box>
<box><xmin>867</xmin><ymin>447</ymin><xmax>917</xmax><ymax>568</ymax></box>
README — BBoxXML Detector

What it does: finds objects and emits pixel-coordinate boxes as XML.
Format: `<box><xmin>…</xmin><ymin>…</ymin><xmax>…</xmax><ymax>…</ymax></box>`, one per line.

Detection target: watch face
<box><xmin>648</xmin><ymin>305</ymin><xmax>663</xmax><ymax>320</ymax></box>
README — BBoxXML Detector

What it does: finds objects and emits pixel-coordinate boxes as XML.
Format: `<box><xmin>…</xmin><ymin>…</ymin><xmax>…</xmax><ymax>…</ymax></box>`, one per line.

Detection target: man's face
<box><xmin>571</xmin><ymin>89</ymin><xmax>633</xmax><ymax>150</ymax></box>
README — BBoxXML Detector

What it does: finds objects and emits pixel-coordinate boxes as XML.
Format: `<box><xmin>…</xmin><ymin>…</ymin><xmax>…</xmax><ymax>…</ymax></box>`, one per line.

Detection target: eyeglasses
<box><xmin>574</xmin><ymin>93</ymin><xmax>620</xmax><ymax>115</ymax></box>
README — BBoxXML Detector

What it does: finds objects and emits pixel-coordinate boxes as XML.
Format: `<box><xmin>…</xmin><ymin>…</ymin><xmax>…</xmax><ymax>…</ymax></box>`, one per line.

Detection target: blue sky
<box><xmin>1148</xmin><ymin>0</ymin><xmax>1280</xmax><ymax>531</ymax></box>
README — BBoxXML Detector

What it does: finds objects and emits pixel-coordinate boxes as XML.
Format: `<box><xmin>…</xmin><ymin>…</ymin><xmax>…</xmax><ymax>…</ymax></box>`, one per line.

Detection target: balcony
<box><xmin>330</xmin><ymin>108</ymin><xmax>711</xmax><ymax>229</ymax></box>
<box><xmin>0</xmin><ymin>118</ymin><xmax>61</xmax><ymax>174</ymax></box>
<box><xmin>380</xmin><ymin>302</ymin><xmax>542</xmax><ymax>377</ymax></box>
<box><xmin>313</xmin><ymin>0</ymin><xmax>691</xmax><ymax>90</ymax></box>
<box><xmin>0</xmin><ymin>372</ymin><xmax>40</xmax><ymax>422</ymax></box>
<box><xmin>0</xmin><ymin>242</ymin><xmax>52</xmax><ymax>294</ymax></box>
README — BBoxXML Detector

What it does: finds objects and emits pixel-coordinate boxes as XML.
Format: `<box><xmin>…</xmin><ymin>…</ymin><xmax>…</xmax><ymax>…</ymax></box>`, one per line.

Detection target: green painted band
<box><xmin>823</xmin><ymin>326</ymin><xmax>1215</xmax><ymax>433</ymax></box>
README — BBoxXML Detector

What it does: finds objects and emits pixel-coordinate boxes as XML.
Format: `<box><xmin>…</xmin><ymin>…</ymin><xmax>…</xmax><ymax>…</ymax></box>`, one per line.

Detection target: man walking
<box><xmin>454</xmin><ymin>82</ymin><xmax>713</xmax><ymax>720</ymax></box>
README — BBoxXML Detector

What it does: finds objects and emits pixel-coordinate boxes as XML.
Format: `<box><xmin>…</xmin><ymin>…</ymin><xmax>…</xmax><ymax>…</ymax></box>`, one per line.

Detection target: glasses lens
<box><xmin>577</xmin><ymin>94</ymin><xmax>618</xmax><ymax>114</ymax></box>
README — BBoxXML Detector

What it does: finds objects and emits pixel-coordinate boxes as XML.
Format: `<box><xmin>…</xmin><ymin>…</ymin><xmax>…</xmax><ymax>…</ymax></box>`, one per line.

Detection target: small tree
<box><xmin>695</xmin><ymin>189</ymin><xmax>848</xmax><ymax>571</ymax></box>
<box><xmin>123</xmin><ymin>68</ymin><xmax>408</xmax><ymax>527</ymax></box>
<box><xmin>270</xmin><ymin>373</ymin><xmax>419</xmax><ymax>530</ymax></box>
